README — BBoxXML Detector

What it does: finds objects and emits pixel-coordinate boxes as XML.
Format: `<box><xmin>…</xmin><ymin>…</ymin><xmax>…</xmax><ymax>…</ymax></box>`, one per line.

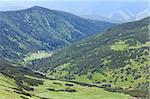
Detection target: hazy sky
<box><xmin>0</xmin><ymin>0</ymin><xmax>149</xmax><ymax>22</ymax></box>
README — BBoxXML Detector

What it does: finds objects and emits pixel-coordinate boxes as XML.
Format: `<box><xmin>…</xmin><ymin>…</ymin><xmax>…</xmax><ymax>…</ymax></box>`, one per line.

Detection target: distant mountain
<box><xmin>108</xmin><ymin>8</ymin><xmax>150</xmax><ymax>23</ymax></box>
<box><xmin>81</xmin><ymin>8</ymin><xmax>150</xmax><ymax>23</ymax></box>
<box><xmin>30</xmin><ymin>17</ymin><xmax>149</xmax><ymax>97</ymax></box>
<box><xmin>0</xmin><ymin>6</ymin><xmax>114</xmax><ymax>61</ymax></box>
<box><xmin>80</xmin><ymin>14</ymin><xmax>123</xmax><ymax>23</ymax></box>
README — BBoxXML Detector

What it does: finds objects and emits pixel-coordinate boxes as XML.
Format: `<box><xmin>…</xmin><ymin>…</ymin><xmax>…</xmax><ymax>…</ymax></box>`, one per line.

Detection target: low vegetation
<box><xmin>0</xmin><ymin>60</ymin><xmax>131</xmax><ymax>99</ymax></box>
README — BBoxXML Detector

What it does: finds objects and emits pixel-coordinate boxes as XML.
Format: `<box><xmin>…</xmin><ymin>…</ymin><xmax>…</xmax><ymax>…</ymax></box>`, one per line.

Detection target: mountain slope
<box><xmin>29</xmin><ymin>17</ymin><xmax>150</xmax><ymax>98</ymax></box>
<box><xmin>0</xmin><ymin>6</ymin><xmax>114</xmax><ymax>61</ymax></box>
<box><xmin>0</xmin><ymin>59</ymin><xmax>131</xmax><ymax>99</ymax></box>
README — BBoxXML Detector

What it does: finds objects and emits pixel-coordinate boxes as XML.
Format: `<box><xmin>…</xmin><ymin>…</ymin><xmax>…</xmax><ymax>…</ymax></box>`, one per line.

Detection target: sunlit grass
<box><xmin>22</xmin><ymin>51</ymin><xmax>53</xmax><ymax>64</ymax></box>
<box><xmin>31</xmin><ymin>77</ymin><xmax>131</xmax><ymax>99</ymax></box>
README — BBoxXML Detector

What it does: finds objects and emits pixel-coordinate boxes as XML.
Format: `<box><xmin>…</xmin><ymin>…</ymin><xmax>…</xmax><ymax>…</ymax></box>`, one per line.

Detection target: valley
<box><xmin>0</xmin><ymin>5</ymin><xmax>149</xmax><ymax>99</ymax></box>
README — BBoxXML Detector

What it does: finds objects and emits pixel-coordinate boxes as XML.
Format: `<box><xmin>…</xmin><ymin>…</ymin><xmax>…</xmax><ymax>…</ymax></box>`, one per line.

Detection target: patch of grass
<box><xmin>22</xmin><ymin>51</ymin><xmax>53</xmax><ymax>64</ymax></box>
<box><xmin>110</xmin><ymin>40</ymin><xmax>129</xmax><ymax>51</ymax></box>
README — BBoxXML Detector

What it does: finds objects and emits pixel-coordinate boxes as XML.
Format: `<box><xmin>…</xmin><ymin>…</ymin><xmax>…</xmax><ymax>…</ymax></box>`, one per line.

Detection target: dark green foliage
<box><xmin>134</xmin><ymin>75</ymin><xmax>141</xmax><ymax>80</ymax></box>
<box><xmin>47</xmin><ymin>88</ymin><xmax>77</xmax><ymax>92</ymax></box>
<box><xmin>105</xmin><ymin>88</ymin><xmax>147</xmax><ymax>98</ymax></box>
<box><xmin>65</xmin><ymin>83</ymin><xmax>74</xmax><ymax>86</ymax></box>
<box><xmin>53</xmin><ymin>82</ymin><xmax>62</xmax><ymax>86</ymax></box>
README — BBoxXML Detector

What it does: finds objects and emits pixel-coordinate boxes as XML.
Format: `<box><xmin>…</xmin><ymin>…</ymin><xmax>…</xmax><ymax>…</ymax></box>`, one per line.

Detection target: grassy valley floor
<box><xmin>0</xmin><ymin>73</ymin><xmax>131</xmax><ymax>99</ymax></box>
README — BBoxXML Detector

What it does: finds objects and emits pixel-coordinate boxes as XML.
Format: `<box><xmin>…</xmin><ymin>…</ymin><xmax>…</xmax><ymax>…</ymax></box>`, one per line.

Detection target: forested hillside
<box><xmin>0</xmin><ymin>6</ymin><xmax>114</xmax><ymax>61</ymax></box>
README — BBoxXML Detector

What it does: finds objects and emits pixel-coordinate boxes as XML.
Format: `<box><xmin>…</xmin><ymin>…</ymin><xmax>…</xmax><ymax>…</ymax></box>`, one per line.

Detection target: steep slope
<box><xmin>29</xmin><ymin>17</ymin><xmax>150</xmax><ymax>98</ymax></box>
<box><xmin>0</xmin><ymin>6</ymin><xmax>114</xmax><ymax>61</ymax></box>
<box><xmin>0</xmin><ymin>60</ymin><xmax>131</xmax><ymax>99</ymax></box>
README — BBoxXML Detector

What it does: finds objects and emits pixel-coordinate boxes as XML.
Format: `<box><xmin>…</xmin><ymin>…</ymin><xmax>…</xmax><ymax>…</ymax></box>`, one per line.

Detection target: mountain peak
<box><xmin>31</xmin><ymin>6</ymin><xmax>43</xmax><ymax>9</ymax></box>
<box><xmin>29</xmin><ymin>6</ymin><xmax>48</xmax><ymax>11</ymax></box>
